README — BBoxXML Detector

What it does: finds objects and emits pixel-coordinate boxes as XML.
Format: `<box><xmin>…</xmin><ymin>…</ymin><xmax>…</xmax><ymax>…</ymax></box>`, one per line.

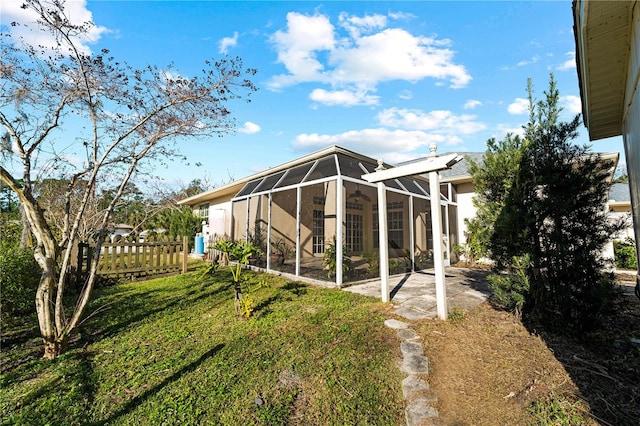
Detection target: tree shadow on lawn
<box><xmin>251</xmin><ymin>281</ymin><xmax>309</xmax><ymax>317</ymax></box>
<box><xmin>522</xmin><ymin>292</ymin><xmax>640</xmax><ymax>425</ymax></box>
<box><xmin>89</xmin><ymin>343</ymin><xmax>224</xmax><ymax>426</ymax></box>
<box><xmin>1</xmin><ymin>347</ymin><xmax>100</xmax><ymax>425</ymax></box>
<box><xmin>1</xmin><ymin>319</ymin><xmax>40</xmax><ymax>348</ymax></box>
<box><xmin>82</xmin><ymin>280</ymin><xmax>233</xmax><ymax>344</ymax></box>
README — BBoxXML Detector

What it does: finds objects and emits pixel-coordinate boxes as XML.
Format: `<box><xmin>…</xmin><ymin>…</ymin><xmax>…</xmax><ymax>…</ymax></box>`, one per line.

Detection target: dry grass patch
<box><xmin>413</xmin><ymin>286</ymin><xmax>640</xmax><ymax>426</ymax></box>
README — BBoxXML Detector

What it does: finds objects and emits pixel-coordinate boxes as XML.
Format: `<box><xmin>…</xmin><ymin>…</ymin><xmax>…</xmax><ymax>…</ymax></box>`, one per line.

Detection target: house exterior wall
<box><xmin>623</xmin><ymin>2</ymin><xmax>640</xmax><ymax>262</ymax></box>
<box><xmin>454</xmin><ymin>182</ymin><xmax>477</xmax><ymax>247</ymax></box>
<box><xmin>199</xmin><ymin>169</ymin><xmax>627</xmax><ymax>271</ymax></box>
<box><xmin>205</xmin><ymin>204</ymin><xmax>230</xmax><ymax>236</ymax></box>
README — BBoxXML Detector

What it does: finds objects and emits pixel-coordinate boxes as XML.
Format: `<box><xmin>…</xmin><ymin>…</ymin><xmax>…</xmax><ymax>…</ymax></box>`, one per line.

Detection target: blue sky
<box><xmin>2</xmin><ymin>0</ymin><xmax>625</xmax><ymax>188</ymax></box>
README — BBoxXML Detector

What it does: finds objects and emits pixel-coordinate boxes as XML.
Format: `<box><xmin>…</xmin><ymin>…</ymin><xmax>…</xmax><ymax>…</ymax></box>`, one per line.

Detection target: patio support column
<box><xmin>336</xmin><ymin>177</ymin><xmax>344</xmax><ymax>286</ymax></box>
<box><xmin>409</xmin><ymin>195</ymin><xmax>415</xmax><ymax>271</ymax></box>
<box><xmin>361</xmin><ymin>147</ymin><xmax>461</xmax><ymax>309</ymax></box>
<box><xmin>377</xmin><ymin>180</ymin><xmax>390</xmax><ymax>302</ymax></box>
<box><xmin>296</xmin><ymin>186</ymin><xmax>301</xmax><ymax>277</ymax></box>
<box><xmin>429</xmin><ymin>168</ymin><xmax>448</xmax><ymax>320</ymax></box>
<box><xmin>245</xmin><ymin>197</ymin><xmax>250</xmax><ymax>243</ymax></box>
<box><xmin>266</xmin><ymin>193</ymin><xmax>272</xmax><ymax>270</ymax></box>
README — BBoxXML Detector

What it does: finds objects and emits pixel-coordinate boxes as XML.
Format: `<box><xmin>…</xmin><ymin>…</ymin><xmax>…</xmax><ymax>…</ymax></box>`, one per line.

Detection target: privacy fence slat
<box><xmin>78</xmin><ymin>236</ymin><xmax>188</xmax><ymax>281</ymax></box>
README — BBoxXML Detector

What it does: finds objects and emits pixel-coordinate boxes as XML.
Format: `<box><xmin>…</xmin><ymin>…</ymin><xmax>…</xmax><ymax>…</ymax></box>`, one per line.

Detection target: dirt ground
<box><xmin>414</xmin><ymin>278</ymin><xmax>640</xmax><ymax>425</ymax></box>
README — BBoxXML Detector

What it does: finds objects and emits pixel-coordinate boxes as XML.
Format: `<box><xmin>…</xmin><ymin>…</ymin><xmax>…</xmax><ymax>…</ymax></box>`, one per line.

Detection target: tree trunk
<box><xmin>32</xmin><ymin>230</ymin><xmax>66</xmax><ymax>358</ymax></box>
<box><xmin>42</xmin><ymin>334</ymin><xmax>69</xmax><ymax>360</ymax></box>
<box><xmin>19</xmin><ymin>204</ymin><xmax>33</xmax><ymax>248</ymax></box>
<box><xmin>19</xmin><ymin>194</ymin><xmax>72</xmax><ymax>359</ymax></box>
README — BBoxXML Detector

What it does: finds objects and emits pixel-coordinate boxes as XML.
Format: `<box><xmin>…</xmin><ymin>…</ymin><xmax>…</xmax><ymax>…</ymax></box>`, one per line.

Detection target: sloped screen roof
<box><xmin>233</xmin><ymin>152</ymin><xmax>434</xmax><ymax>200</ymax></box>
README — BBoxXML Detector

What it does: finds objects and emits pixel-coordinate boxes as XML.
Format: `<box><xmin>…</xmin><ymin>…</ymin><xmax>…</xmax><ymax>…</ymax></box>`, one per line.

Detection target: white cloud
<box><xmin>292</xmin><ymin>128</ymin><xmax>448</xmax><ymax>157</ymax></box>
<box><xmin>464</xmin><ymin>99</ymin><xmax>482</xmax><ymax>110</ymax></box>
<box><xmin>332</xmin><ymin>28</ymin><xmax>471</xmax><ymax>88</ymax></box>
<box><xmin>1</xmin><ymin>0</ymin><xmax>108</xmax><ymax>55</ymax></box>
<box><xmin>494</xmin><ymin>124</ymin><xmax>525</xmax><ymax>138</ymax></box>
<box><xmin>377</xmin><ymin>108</ymin><xmax>486</xmax><ymax>135</ymax></box>
<box><xmin>398</xmin><ymin>90</ymin><xmax>413</xmax><ymax>100</ymax></box>
<box><xmin>267</xmin><ymin>11</ymin><xmax>471</xmax><ymax>92</ymax></box>
<box><xmin>338</xmin><ymin>12</ymin><xmax>387</xmax><ymax>38</ymax></box>
<box><xmin>388</xmin><ymin>11</ymin><xmax>416</xmax><ymax>21</ymax></box>
<box><xmin>516</xmin><ymin>55</ymin><xmax>540</xmax><ymax>67</ymax></box>
<box><xmin>292</xmin><ymin>106</ymin><xmax>486</xmax><ymax>160</ymax></box>
<box><xmin>561</xmin><ymin>95</ymin><xmax>582</xmax><ymax>114</ymax></box>
<box><xmin>556</xmin><ymin>51</ymin><xmax>576</xmax><ymax>71</ymax></box>
<box><xmin>238</xmin><ymin>122</ymin><xmax>261</xmax><ymax>134</ymax></box>
<box><xmin>268</xmin><ymin>12</ymin><xmax>336</xmax><ymax>88</ymax></box>
<box><xmin>218</xmin><ymin>32</ymin><xmax>239</xmax><ymax>54</ymax></box>
<box><xmin>310</xmin><ymin>88</ymin><xmax>379</xmax><ymax>106</ymax></box>
<box><xmin>508</xmin><ymin>98</ymin><xmax>529</xmax><ymax>115</ymax></box>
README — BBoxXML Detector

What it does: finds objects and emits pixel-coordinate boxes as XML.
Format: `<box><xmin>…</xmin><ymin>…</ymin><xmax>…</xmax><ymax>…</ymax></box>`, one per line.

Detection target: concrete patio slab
<box><xmin>344</xmin><ymin>267</ymin><xmax>491</xmax><ymax>321</ymax></box>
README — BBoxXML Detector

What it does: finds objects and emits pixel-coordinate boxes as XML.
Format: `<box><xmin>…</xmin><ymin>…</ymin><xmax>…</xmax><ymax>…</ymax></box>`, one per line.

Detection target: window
<box><xmin>194</xmin><ymin>204</ymin><xmax>209</xmax><ymax>220</ymax></box>
<box><xmin>312</xmin><ymin>210</ymin><xmax>325</xmax><ymax>254</ymax></box>
<box><xmin>345</xmin><ymin>213</ymin><xmax>363</xmax><ymax>253</ymax></box>
<box><xmin>388</xmin><ymin>210</ymin><xmax>404</xmax><ymax>249</ymax></box>
<box><xmin>373</xmin><ymin>202</ymin><xmax>404</xmax><ymax>249</ymax></box>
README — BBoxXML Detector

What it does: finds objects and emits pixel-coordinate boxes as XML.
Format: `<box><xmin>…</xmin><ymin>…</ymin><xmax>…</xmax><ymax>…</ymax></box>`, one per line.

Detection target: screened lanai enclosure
<box><xmin>228</xmin><ymin>149</ymin><xmax>459</xmax><ymax>287</ymax></box>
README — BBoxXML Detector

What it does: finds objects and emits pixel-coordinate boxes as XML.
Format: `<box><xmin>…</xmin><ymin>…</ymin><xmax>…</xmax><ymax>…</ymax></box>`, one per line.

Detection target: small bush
<box><xmin>613</xmin><ymin>238</ymin><xmax>637</xmax><ymax>270</ymax></box>
<box><xmin>322</xmin><ymin>236</ymin><xmax>352</xmax><ymax>279</ymax></box>
<box><xmin>448</xmin><ymin>307</ymin><xmax>467</xmax><ymax>322</ymax></box>
<box><xmin>0</xmin><ymin>244</ymin><xmax>41</xmax><ymax>324</ymax></box>
<box><xmin>529</xmin><ymin>393</ymin><xmax>591</xmax><ymax>425</ymax></box>
<box><xmin>488</xmin><ymin>254</ymin><xmax>530</xmax><ymax>318</ymax></box>
<box><xmin>362</xmin><ymin>251</ymin><xmax>379</xmax><ymax>276</ymax></box>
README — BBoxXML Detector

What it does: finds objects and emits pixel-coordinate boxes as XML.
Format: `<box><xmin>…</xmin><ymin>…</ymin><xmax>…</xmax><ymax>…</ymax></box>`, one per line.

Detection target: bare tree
<box><xmin>0</xmin><ymin>0</ymin><xmax>256</xmax><ymax>358</ymax></box>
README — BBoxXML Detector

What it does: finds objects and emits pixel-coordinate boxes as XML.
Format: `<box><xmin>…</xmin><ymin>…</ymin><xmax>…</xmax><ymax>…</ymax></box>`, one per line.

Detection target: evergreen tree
<box><xmin>471</xmin><ymin>75</ymin><xmax>625</xmax><ymax>333</ymax></box>
<box><xmin>466</xmin><ymin>134</ymin><xmax>527</xmax><ymax>265</ymax></box>
<box><xmin>518</xmin><ymin>76</ymin><xmax>623</xmax><ymax>331</ymax></box>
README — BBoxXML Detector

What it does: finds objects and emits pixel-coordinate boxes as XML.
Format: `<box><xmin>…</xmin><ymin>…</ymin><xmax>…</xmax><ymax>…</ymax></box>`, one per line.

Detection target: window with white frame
<box><xmin>194</xmin><ymin>204</ymin><xmax>209</xmax><ymax>220</ymax></box>
<box><xmin>345</xmin><ymin>212</ymin><xmax>363</xmax><ymax>253</ymax></box>
<box><xmin>373</xmin><ymin>201</ymin><xmax>404</xmax><ymax>249</ymax></box>
<box><xmin>312</xmin><ymin>210</ymin><xmax>325</xmax><ymax>254</ymax></box>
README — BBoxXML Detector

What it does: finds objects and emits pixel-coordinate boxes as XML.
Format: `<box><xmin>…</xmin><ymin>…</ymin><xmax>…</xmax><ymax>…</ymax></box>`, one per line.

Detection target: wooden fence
<box><xmin>77</xmin><ymin>236</ymin><xmax>188</xmax><ymax>280</ymax></box>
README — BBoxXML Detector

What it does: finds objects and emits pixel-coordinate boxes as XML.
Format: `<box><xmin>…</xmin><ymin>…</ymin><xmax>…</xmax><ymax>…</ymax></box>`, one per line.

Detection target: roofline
<box><xmin>441</xmin><ymin>175</ymin><xmax>473</xmax><ymax>185</ymax></box>
<box><xmin>441</xmin><ymin>152</ymin><xmax>619</xmax><ymax>184</ymax></box>
<box><xmin>179</xmin><ymin>149</ymin><xmax>619</xmax><ymax>206</ymax></box>
<box><xmin>178</xmin><ymin>145</ymin><xmax>390</xmax><ymax>206</ymax></box>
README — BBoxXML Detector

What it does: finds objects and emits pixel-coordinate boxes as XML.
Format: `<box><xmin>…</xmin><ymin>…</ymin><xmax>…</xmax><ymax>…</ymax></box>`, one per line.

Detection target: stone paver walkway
<box><xmin>346</xmin><ymin>267</ymin><xmax>491</xmax><ymax>426</ymax></box>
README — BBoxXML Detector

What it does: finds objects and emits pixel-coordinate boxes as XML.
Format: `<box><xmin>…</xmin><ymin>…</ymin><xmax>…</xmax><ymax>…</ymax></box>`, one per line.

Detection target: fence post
<box><xmin>182</xmin><ymin>235</ymin><xmax>188</xmax><ymax>274</ymax></box>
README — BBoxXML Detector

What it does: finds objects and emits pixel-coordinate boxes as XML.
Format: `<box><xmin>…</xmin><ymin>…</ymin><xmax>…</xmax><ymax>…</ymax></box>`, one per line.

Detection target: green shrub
<box><xmin>613</xmin><ymin>238</ymin><xmax>637</xmax><ymax>270</ymax></box>
<box><xmin>362</xmin><ymin>251</ymin><xmax>379</xmax><ymax>276</ymax></box>
<box><xmin>488</xmin><ymin>254</ymin><xmax>530</xmax><ymax>318</ymax></box>
<box><xmin>529</xmin><ymin>393</ymin><xmax>591</xmax><ymax>425</ymax></box>
<box><xmin>0</xmin><ymin>244</ymin><xmax>41</xmax><ymax>324</ymax></box>
<box><xmin>322</xmin><ymin>236</ymin><xmax>352</xmax><ymax>279</ymax></box>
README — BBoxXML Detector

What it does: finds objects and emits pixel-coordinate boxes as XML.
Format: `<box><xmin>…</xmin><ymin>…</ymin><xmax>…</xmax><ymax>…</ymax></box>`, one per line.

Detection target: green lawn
<box><xmin>1</xmin><ymin>267</ymin><xmax>405</xmax><ymax>425</ymax></box>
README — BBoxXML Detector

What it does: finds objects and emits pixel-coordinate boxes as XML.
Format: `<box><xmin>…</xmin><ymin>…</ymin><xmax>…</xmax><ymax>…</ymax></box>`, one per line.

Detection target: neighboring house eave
<box><xmin>438</xmin><ymin>152</ymin><xmax>619</xmax><ymax>185</ymax></box>
<box><xmin>610</xmin><ymin>201</ymin><xmax>632</xmax><ymax>208</ymax></box>
<box><xmin>441</xmin><ymin>175</ymin><xmax>472</xmax><ymax>185</ymax></box>
<box><xmin>573</xmin><ymin>0</ymin><xmax>635</xmax><ymax>140</ymax></box>
<box><xmin>178</xmin><ymin>181</ymin><xmax>244</xmax><ymax>206</ymax></box>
